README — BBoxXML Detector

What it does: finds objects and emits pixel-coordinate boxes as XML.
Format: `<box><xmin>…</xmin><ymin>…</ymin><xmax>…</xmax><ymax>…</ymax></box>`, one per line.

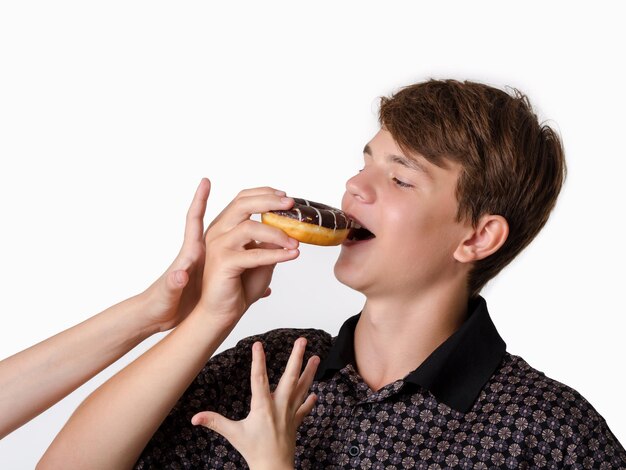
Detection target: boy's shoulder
<box><xmin>486</xmin><ymin>352</ymin><xmax>606</xmax><ymax>425</ymax></box>
<box><xmin>472</xmin><ymin>353</ymin><xmax>626</xmax><ymax>466</ymax></box>
<box><xmin>485</xmin><ymin>353</ymin><xmax>623</xmax><ymax>439</ymax></box>
<box><xmin>493</xmin><ymin>353</ymin><xmax>593</xmax><ymax>405</ymax></box>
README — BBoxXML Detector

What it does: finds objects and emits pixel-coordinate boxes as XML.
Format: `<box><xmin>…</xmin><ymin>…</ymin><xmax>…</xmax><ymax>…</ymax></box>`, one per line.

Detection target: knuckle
<box><xmin>251</xmin><ymin>249</ymin><xmax>267</xmax><ymax>262</ymax></box>
<box><xmin>240</xmin><ymin>219</ymin><xmax>256</xmax><ymax>231</ymax></box>
<box><xmin>234</xmin><ymin>198</ymin><xmax>254</xmax><ymax>215</ymax></box>
<box><xmin>205</xmin><ymin>416</ymin><xmax>218</xmax><ymax>431</ymax></box>
<box><xmin>252</xmin><ymin>371</ymin><xmax>268</xmax><ymax>384</ymax></box>
<box><xmin>274</xmin><ymin>229</ymin><xmax>290</xmax><ymax>243</ymax></box>
<box><xmin>231</xmin><ymin>197</ymin><xmax>244</xmax><ymax>212</ymax></box>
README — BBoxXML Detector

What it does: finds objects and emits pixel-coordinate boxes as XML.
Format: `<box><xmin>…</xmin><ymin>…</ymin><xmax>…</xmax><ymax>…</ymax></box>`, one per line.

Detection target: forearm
<box><xmin>0</xmin><ymin>294</ymin><xmax>156</xmax><ymax>439</ymax></box>
<box><xmin>37</xmin><ymin>307</ymin><xmax>237</xmax><ymax>470</ymax></box>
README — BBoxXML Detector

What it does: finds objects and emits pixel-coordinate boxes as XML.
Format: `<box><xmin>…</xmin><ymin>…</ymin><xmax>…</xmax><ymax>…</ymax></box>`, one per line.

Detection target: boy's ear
<box><xmin>454</xmin><ymin>215</ymin><xmax>509</xmax><ymax>263</ymax></box>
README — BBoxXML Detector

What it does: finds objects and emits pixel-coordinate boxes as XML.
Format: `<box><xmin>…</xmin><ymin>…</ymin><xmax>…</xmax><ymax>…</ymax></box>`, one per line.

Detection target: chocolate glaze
<box><xmin>271</xmin><ymin>198</ymin><xmax>353</xmax><ymax>231</ymax></box>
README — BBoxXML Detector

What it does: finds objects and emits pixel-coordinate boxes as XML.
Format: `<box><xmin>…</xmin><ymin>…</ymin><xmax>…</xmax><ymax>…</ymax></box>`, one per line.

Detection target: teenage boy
<box><xmin>39</xmin><ymin>80</ymin><xmax>626</xmax><ymax>469</ymax></box>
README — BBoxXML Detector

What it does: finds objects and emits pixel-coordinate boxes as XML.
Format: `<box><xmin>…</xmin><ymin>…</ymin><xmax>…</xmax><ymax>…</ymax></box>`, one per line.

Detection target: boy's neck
<box><xmin>354</xmin><ymin>286</ymin><xmax>469</xmax><ymax>392</ymax></box>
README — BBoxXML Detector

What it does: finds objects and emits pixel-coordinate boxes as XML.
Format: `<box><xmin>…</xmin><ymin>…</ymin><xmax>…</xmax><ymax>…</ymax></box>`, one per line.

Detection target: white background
<box><xmin>1</xmin><ymin>1</ymin><xmax>625</xmax><ymax>468</ymax></box>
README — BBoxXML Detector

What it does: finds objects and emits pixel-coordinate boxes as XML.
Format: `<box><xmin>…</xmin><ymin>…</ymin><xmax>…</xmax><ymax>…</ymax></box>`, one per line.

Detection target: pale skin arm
<box><xmin>0</xmin><ymin>178</ymin><xmax>211</xmax><ymax>440</ymax></box>
<box><xmin>192</xmin><ymin>338</ymin><xmax>319</xmax><ymax>470</ymax></box>
<box><xmin>37</xmin><ymin>186</ymin><xmax>300</xmax><ymax>470</ymax></box>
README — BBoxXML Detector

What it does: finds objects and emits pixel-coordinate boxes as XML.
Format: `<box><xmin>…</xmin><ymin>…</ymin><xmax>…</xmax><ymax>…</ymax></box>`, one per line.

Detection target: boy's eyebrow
<box><xmin>363</xmin><ymin>144</ymin><xmax>433</xmax><ymax>179</ymax></box>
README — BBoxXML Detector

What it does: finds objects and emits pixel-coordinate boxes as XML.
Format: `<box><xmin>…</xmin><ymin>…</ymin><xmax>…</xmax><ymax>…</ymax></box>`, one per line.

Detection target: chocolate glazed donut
<box><xmin>261</xmin><ymin>198</ymin><xmax>353</xmax><ymax>246</ymax></box>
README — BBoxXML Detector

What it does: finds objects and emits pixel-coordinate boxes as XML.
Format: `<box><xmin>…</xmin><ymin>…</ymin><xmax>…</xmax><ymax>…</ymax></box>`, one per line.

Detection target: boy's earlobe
<box><xmin>454</xmin><ymin>215</ymin><xmax>509</xmax><ymax>263</ymax></box>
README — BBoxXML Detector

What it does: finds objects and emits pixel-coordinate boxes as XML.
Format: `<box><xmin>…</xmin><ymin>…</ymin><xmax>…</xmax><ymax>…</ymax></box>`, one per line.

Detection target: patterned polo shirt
<box><xmin>135</xmin><ymin>296</ymin><xmax>626</xmax><ymax>469</ymax></box>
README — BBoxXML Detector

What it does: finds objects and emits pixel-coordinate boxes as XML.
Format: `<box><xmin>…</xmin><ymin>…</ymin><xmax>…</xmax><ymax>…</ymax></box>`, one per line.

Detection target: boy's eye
<box><xmin>393</xmin><ymin>177</ymin><xmax>413</xmax><ymax>188</ymax></box>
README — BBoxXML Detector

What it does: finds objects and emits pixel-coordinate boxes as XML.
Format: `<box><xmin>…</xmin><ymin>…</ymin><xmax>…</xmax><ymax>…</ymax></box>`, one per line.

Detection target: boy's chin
<box><xmin>333</xmin><ymin>263</ymin><xmax>367</xmax><ymax>293</ymax></box>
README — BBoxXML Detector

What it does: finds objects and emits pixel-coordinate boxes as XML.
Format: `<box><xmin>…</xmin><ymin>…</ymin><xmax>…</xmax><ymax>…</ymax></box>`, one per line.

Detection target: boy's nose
<box><xmin>345</xmin><ymin>169</ymin><xmax>375</xmax><ymax>203</ymax></box>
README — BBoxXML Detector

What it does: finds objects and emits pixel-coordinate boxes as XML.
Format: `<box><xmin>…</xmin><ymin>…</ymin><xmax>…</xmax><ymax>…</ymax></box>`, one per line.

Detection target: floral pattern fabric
<box><xmin>134</xmin><ymin>327</ymin><xmax>626</xmax><ymax>469</ymax></box>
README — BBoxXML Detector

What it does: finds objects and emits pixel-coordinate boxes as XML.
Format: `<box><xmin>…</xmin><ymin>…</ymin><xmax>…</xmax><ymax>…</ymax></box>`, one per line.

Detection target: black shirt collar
<box><xmin>314</xmin><ymin>295</ymin><xmax>506</xmax><ymax>413</ymax></box>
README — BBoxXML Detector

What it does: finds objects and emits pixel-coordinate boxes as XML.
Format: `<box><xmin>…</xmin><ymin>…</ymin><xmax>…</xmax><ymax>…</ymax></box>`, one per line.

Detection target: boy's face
<box><xmin>334</xmin><ymin>127</ymin><xmax>473</xmax><ymax>300</ymax></box>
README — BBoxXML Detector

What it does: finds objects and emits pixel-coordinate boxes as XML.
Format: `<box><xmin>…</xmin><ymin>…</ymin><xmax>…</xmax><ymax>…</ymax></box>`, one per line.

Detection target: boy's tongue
<box><xmin>348</xmin><ymin>223</ymin><xmax>376</xmax><ymax>241</ymax></box>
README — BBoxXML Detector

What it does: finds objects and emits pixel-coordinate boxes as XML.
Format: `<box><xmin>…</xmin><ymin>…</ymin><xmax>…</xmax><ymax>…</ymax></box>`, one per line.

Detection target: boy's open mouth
<box><xmin>347</xmin><ymin>222</ymin><xmax>376</xmax><ymax>241</ymax></box>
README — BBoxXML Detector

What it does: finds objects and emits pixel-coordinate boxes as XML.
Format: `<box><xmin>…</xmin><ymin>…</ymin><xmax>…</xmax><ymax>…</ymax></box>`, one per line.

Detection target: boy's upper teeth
<box><xmin>353</xmin><ymin>222</ymin><xmax>362</xmax><ymax>229</ymax></box>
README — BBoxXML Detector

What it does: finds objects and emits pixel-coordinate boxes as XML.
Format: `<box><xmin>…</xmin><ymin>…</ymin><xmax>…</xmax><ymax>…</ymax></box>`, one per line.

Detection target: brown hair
<box><xmin>378</xmin><ymin>79</ymin><xmax>567</xmax><ymax>299</ymax></box>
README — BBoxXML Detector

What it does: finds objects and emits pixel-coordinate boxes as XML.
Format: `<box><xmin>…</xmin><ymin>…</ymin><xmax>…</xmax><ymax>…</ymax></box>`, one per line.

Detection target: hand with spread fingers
<box><xmin>192</xmin><ymin>337</ymin><xmax>320</xmax><ymax>470</ymax></box>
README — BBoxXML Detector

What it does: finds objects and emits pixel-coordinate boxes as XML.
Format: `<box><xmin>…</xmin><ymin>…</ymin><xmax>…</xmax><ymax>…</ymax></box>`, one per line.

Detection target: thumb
<box><xmin>165</xmin><ymin>269</ymin><xmax>189</xmax><ymax>294</ymax></box>
<box><xmin>191</xmin><ymin>411</ymin><xmax>236</xmax><ymax>439</ymax></box>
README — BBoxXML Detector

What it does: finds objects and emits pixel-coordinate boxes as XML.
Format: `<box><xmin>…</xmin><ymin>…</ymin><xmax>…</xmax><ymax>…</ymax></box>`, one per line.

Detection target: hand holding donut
<box><xmin>197</xmin><ymin>187</ymin><xmax>300</xmax><ymax>324</ymax></box>
<box><xmin>191</xmin><ymin>338</ymin><xmax>319</xmax><ymax>470</ymax></box>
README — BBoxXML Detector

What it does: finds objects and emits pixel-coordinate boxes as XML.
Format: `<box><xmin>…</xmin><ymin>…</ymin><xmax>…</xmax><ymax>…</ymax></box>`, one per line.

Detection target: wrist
<box><xmin>162</xmin><ymin>306</ymin><xmax>240</xmax><ymax>361</ymax></box>
<box><xmin>126</xmin><ymin>291</ymin><xmax>163</xmax><ymax>338</ymax></box>
<box><xmin>186</xmin><ymin>303</ymin><xmax>240</xmax><ymax>333</ymax></box>
<box><xmin>194</xmin><ymin>296</ymin><xmax>246</xmax><ymax>330</ymax></box>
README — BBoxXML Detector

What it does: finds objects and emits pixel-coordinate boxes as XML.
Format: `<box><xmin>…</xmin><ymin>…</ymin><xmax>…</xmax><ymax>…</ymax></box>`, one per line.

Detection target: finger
<box><xmin>294</xmin><ymin>393</ymin><xmax>318</xmax><ymax>427</ymax></box>
<box><xmin>241</xmin><ymin>265</ymin><xmax>277</xmax><ymax>304</ymax></box>
<box><xmin>184</xmin><ymin>178</ymin><xmax>211</xmax><ymax>244</ymax></box>
<box><xmin>255</xmin><ymin>241</ymin><xmax>284</xmax><ymax>250</ymax></box>
<box><xmin>191</xmin><ymin>411</ymin><xmax>237</xmax><ymax>440</ymax></box>
<box><xmin>206</xmin><ymin>187</ymin><xmax>286</xmax><ymax>232</ymax></box>
<box><xmin>293</xmin><ymin>355</ymin><xmax>320</xmax><ymax>408</ymax></box>
<box><xmin>224</xmin><ymin>220</ymin><xmax>299</xmax><ymax>251</ymax></box>
<box><xmin>153</xmin><ymin>270</ymin><xmax>189</xmax><ymax>314</ymax></box>
<box><xmin>274</xmin><ymin>338</ymin><xmax>307</xmax><ymax>400</ymax></box>
<box><xmin>241</xmin><ymin>240</ymin><xmax>285</xmax><ymax>253</ymax></box>
<box><xmin>236</xmin><ymin>186</ymin><xmax>286</xmax><ymax>198</ymax></box>
<box><xmin>249</xmin><ymin>342</ymin><xmax>271</xmax><ymax>410</ymax></box>
<box><xmin>209</xmin><ymin>194</ymin><xmax>294</xmax><ymax>235</ymax></box>
<box><xmin>228</xmin><ymin>247</ymin><xmax>299</xmax><ymax>271</ymax></box>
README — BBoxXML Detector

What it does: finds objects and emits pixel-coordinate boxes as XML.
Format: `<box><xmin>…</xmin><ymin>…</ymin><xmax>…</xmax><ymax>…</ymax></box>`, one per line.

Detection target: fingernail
<box><xmin>281</xmin><ymin>197</ymin><xmax>292</xmax><ymax>204</ymax></box>
<box><xmin>275</xmin><ymin>190</ymin><xmax>286</xmax><ymax>196</ymax></box>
